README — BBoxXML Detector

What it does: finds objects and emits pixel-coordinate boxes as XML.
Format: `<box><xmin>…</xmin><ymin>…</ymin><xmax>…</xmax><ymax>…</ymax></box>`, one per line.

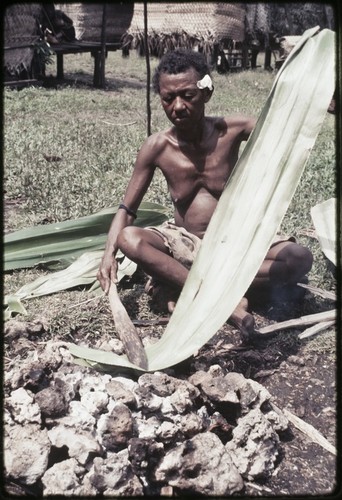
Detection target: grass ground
<box><xmin>4</xmin><ymin>50</ymin><xmax>336</xmax><ymax>289</ymax></box>
<box><xmin>4</xmin><ymin>47</ymin><xmax>336</xmax><ymax>368</ymax></box>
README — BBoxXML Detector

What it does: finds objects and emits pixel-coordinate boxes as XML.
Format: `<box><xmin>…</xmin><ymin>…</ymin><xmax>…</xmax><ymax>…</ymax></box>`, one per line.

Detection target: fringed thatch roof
<box><xmin>123</xmin><ymin>3</ymin><xmax>246</xmax><ymax>59</ymax></box>
<box><xmin>4</xmin><ymin>3</ymin><xmax>43</xmax><ymax>76</ymax></box>
<box><xmin>55</xmin><ymin>3</ymin><xmax>134</xmax><ymax>43</ymax></box>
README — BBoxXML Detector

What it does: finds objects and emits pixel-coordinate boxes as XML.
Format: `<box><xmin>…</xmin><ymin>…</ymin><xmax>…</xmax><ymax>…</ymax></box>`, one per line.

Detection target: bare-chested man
<box><xmin>97</xmin><ymin>49</ymin><xmax>313</xmax><ymax>339</ymax></box>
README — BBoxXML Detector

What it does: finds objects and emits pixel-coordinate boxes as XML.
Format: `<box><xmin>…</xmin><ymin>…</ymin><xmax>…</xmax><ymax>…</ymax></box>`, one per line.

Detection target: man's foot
<box><xmin>145</xmin><ymin>277</ymin><xmax>180</xmax><ymax>314</ymax></box>
<box><xmin>229</xmin><ymin>297</ymin><xmax>255</xmax><ymax>343</ymax></box>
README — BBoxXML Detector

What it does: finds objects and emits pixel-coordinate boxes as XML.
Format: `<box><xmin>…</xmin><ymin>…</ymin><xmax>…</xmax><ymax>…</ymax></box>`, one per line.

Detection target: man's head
<box><xmin>152</xmin><ymin>49</ymin><xmax>211</xmax><ymax>94</ymax></box>
<box><xmin>153</xmin><ymin>49</ymin><xmax>213</xmax><ymax>130</ymax></box>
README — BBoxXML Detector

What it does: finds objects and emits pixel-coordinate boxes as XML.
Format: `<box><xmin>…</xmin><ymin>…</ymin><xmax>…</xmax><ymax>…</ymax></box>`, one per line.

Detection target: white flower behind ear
<box><xmin>197</xmin><ymin>74</ymin><xmax>213</xmax><ymax>91</ymax></box>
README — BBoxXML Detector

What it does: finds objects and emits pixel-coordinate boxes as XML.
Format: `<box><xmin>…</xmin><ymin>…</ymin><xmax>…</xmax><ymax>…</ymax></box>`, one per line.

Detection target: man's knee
<box><xmin>116</xmin><ymin>226</ymin><xmax>142</xmax><ymax>258</ymax></box>
<box><xmin>286</xmin><ymin>244</ymin><xmax>313</xmax><ymax>281</ymax></box>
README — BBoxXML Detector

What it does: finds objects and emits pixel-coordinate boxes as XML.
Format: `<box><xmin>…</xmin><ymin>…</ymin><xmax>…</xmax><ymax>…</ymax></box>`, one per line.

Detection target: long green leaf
<box><xmin>4</xmin><ymin>295</ymin><xmax>28</xmax><ymax>321</ymax></box>
<box><xmin>4</xmin><ymin>202</ymin><xmax>169</xmax><ymax>271</ymax></box>
<box><xmin>311</xmin><ymin>197</ymin><xmax>336</xmax><ymax>266</ymax></box>
<box><xmin>69</xmin><ymin>27</ymin><xmax>335</xmax><ymax>372</ymax></box>
<box><xmin>13</xmin><ymin>251</ymin><xmax>136</xmax><ymax>300</ymax></box>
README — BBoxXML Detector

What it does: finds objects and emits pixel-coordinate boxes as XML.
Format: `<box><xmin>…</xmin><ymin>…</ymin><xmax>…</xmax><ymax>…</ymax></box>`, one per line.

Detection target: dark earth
<box><xmin>3</xmin><ymin>198</ymin><xmax>340</xmax><ymax>498</ymax></box>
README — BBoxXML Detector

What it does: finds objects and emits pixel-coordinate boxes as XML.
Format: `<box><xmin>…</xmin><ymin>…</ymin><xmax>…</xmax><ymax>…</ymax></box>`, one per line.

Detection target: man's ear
<box><xmin>204</xmin><ymin>87</ymin><xmax>214</xmax><ymax>103</ymax></box>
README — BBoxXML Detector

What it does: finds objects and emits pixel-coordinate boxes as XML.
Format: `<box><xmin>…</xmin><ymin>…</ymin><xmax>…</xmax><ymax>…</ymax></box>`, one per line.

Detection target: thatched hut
<box><xmin>122</xmin><ymin>2</ymin><xmax>246</xmax><ymax>60</ymax></box>
<box><xmin>55</xmin><ymin>3</ymin><xmax>134</xmax><ymax>43</ymax></box>
<box><xmin>4</xmin><ymin>3</ymin><xmax>44</xmax><ymax>79</ymax></box>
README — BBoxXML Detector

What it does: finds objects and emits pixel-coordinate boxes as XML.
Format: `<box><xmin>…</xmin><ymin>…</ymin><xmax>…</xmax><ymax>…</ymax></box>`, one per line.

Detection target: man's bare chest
<box><xmin>157</xmin><ymin>145</ymin><xmax>234</xmax><ymax>203</ymax></box>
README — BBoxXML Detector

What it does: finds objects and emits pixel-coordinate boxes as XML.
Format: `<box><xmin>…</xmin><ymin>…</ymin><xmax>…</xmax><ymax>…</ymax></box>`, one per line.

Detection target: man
<box><xmin>97</xmin><ymin>49</ymin><xmax>313</xmax><ymax>339</ymax></box>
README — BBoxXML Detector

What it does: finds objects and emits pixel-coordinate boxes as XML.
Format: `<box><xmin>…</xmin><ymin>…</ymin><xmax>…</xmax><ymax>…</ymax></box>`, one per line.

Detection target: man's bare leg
<box><xmin>117</xmin><ymin>226</ymin><xmax>255</xmax><ymax>337</ymax></box>
<box><xmin>249</xmin><ymin>241</ymin><xmax>313</xmax><ymax>291</ymax></box>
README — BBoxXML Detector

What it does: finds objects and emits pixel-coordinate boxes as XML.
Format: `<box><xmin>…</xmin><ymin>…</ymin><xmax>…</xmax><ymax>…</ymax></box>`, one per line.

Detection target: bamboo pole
<box><xmin>98</xmin><ymin>3</ymin><xmax>107</xmax><ymax>89</ymax></box>
<box><xmin>144</xmin><ymin>0</ymin><xmax>152</xmax><ymax>137</ymax></box>
<box><xmin>298</xmin><ymin>320</ymin><xmax>335</xmax><ymax>339</ymax></box>
<box><xmin>257</xmin><ymin>310</ymin><xmax>336</xmax><ymax>335</ymax></box>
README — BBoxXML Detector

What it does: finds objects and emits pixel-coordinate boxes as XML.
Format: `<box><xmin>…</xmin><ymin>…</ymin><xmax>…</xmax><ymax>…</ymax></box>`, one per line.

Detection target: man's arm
<box><xmin>97</xmin><ymin>135</ymin><xmax>160</xmax><ymax>293</ymax></box>
<box><xmin>236</xmin><ymin>115</ymin><xmax>257</xmax><ymax>141</ymax></box>
<box><xmin>225</xmin><ymin>114</ymin><xmax>256</xmax><ymax>142</ymax></box>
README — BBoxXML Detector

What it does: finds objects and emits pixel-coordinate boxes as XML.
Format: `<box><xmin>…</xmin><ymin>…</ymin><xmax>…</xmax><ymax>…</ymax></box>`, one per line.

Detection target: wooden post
<box><xmin>56</xmin><ymin>53</ymin><xmax>64</xmax><ymax>79</ymax></box>
<box><xmin>94</xmin><ymin>3</ymin><xmax>107</xmax><ymax>88</ymax></box>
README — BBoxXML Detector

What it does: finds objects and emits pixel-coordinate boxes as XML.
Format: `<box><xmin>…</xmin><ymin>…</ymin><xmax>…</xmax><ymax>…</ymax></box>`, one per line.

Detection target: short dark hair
<box><xmin>152</xmin><ymin>49</ymin><xmax>210</xmax><ymax>93</ymax></box>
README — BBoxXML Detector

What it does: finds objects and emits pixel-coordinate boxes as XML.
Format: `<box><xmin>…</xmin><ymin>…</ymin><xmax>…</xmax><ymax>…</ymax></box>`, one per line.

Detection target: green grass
<box><xmin>4</xmin><ymin>49</ymin><xmax>336</xmax><ymax>347</ymax></box>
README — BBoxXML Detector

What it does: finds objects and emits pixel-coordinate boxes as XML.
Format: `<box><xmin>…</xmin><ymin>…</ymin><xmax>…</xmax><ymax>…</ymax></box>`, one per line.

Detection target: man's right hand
<box><xmin>97</xmin><ymin>253</ymin><xmax>118</xmax><ymax>294</ymax></box>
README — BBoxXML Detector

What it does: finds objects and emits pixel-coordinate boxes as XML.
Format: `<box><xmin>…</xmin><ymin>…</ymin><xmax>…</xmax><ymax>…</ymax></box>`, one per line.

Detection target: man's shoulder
<box><xmin>143</xmin><ymin>128</ymin><xmax>174</xmax><ymax>152</ymax></box>
<box><xmin>223</xmin><ymin>114</ymin><xmax>256</xmax><ymax>135</ymax></box>
<box><xmin>224</xmin><ymin>114</ymin><xmax>254</xmax><ymax>125</ymax></box>
<box><xmin>138</xmin><ymin>128</ymin><xmax>173</xmax><ymax>163</ymax></box>
<box><xmin>145</xmin><ymin>128</ymin><xmax>172</xmax><ymax>144</ymax></box>
<box><xmin>206</xmin><ymin>115</ymin><xmax>253</xmax><ymax>132</ymax></box>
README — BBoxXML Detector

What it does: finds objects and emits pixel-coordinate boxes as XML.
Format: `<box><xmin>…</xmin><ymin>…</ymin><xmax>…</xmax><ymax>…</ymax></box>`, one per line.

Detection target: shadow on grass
<box><xmin>42</xmin><ymin>74</ymin><xmax>147</xmax><ymax>91</ymax></box>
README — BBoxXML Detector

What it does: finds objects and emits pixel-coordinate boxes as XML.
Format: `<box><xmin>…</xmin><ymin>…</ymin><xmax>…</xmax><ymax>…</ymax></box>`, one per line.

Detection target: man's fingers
<box><xmin>110</xmin><ymin>267</ymin><xmax>119</xmax><ymax>285</ymax></box>
<box><xmin>97</xmin><ymin>257</ymin><xmax>119</xmax><ymax>294</ymax></box>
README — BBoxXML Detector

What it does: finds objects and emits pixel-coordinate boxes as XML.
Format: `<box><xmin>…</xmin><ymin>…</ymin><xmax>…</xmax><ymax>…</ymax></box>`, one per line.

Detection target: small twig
<box><xmin>245</xmin><ymin>482</ymin><xmax>272</xmax><ymax>493</ymax></box>
<box><xmin>282</xmin><ymin>408</ymin><xmax>336</xmax><ymax>455</ymax></box>
<box><xmin>297</xmin><ymin>228</ymin><xmax>317</xmax><ymax>239</ymax></box>
<box><xmin>298</xmin><ymin>320</ymin><xmax>335</xmax><ymax>339</ymax></box>
<box><xmin>256</xmin><ymin>310</ymin><xmax>336</xmax><ymax>335</ymax></box>
<box><xmin>68</xmin><ymin>294</ymin><xmax>104</xmax><ymax>309</ymax></box>
<box><xmin>133</xmin><ymin>317</ymin><xmax>169</xmax><ymax>326</ymax></box>
<box><xmin>297</xmin><ymin>283</ymin><xmax>336</xmax><ymax>301</ymax></box>
<box><xmin>100</xmin><ymin>120</ymin><xmax>137</xmax><ymax>126</ymax></box>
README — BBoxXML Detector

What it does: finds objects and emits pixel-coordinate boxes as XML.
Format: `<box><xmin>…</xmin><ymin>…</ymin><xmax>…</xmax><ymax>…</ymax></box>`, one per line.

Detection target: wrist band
<box><xmin>118</xmin><ymin>203</ymin><xmax>137</xmax><ymax>219</ymax></box>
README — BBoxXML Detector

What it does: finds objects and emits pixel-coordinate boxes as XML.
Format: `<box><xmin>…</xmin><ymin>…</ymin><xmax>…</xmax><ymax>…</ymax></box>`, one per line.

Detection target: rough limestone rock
<box><xmin>155</xmin><ymin>431</ymin><xmax>244</xmax><ymax>496</ymax></box>
<box><xmin>265</xmin><ymin>403</ymin><xmax>289</xmax><ymax>432</ymax></box>
<box><xmin>80</xmin><ymin>390</ymin><xmax>109</xmax><ymax>417</ymax></box>
<box><xmin>41</xmin><ymin>458</ymin><xmax>97</xmax><ymax>496</ymax></box>
<box><xmin>5</xmin><ymin>424</ymin><xmax>51</xmax><ymax>485</ymax></box>
<box><xmin>168</xmin><ymin>384</ymin><xmax>200</xmax><ymax>413</ymax></box>
<box><xmin>46</xmin><ymin>400</ymin><xmax>97</xmax><ymax>432</ymax></box>
<box><xmin>85</xmin><ymin>449</ymin><xmax>144</xmax><ymax>496</ymax></box>
<box><xmin>78</xmin><ymin>374</ymin><xmax>112</xmax><ymax>395</ymax></box>
<box><xmin>226</xmin><ymin>408</ymin><xmax>281</xmax><ymax>479</ymax></box>
<box><xmin>7</xmin><ymin>387</ymin><xmax>41</xmax><ymax>425</ymax></box>
<box><xmin>137</xmin><ymin>372</ymin><xmax>179</xmax><ymax>397</ymax></box>
<box><xmin>4</xmin><ymin>340</ymin><xmax>289</xmax><ymax>496</ymax></box>
<box><xmin>199</xmin><ymin>375</ymin><xmax>240</xmax><ymax>403</ymax></box>
<box><xmin>97</xmin><ymin>402</ymin><xmax>133</xmax><ymax>450</ymax></box>
<box><xmin>135</xmin><ymin>415</ymin><xmax>161</xmax><ymax>439</ymax></box>
<box><xmin>105</xmin><ymin>379</ymin><xmax>137</xmax><ymax>408</ymax></box>
<box><xmin>35</xmin><ymin>386</ymin><xmax>69</xmax><ymax>418</ymax></box>
<box><xmin>48</xmin><ymin>425</ymin><xmax>103</xmax><ymax>465</ymax></box>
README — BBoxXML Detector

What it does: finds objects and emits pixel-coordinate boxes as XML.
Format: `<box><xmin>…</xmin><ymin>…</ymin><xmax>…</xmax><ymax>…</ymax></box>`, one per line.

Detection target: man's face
<box><xmin>159</xmin><ymin>68</ymin><xmax>210</xmax><ymax>129</ymax></box>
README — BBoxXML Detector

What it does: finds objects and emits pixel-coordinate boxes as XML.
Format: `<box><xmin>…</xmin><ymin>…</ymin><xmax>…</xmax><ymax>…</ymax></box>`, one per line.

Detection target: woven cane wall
<box><xmin>55</xmin><ymin>3</ymin><xmax>134</xmax><ymax>42</ymax></box>
<box><xmin>4</xmin><ymin>3</ymin><xmax>43</xmax><ymax>74</ymax></box>
<box><xmin>125</xmin><ymin>2</ymin><xmax>246</xmax><ymax>57</ymax></box>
